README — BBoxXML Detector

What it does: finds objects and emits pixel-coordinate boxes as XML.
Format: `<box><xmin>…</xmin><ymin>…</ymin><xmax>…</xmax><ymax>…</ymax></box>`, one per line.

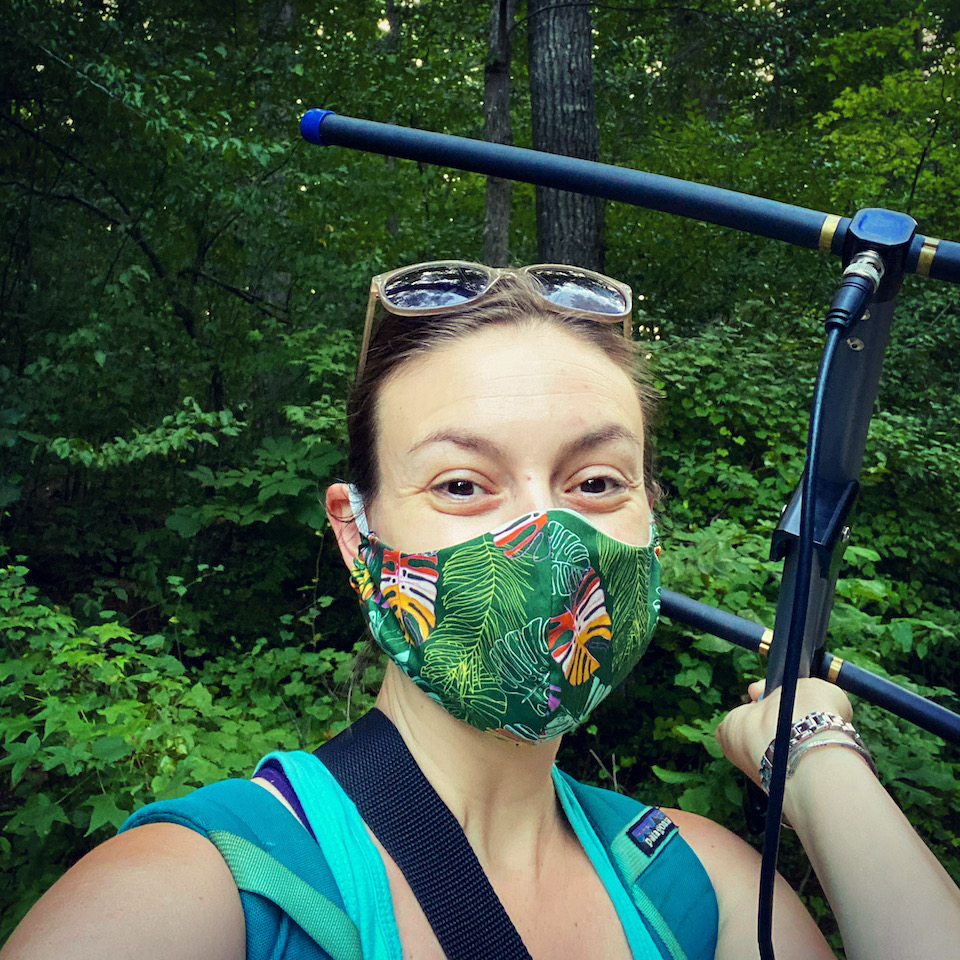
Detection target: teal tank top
<box><xmin>121</xmin><ymin>752</ymin><xmax>718</xmax><ymax>960</ymax></box>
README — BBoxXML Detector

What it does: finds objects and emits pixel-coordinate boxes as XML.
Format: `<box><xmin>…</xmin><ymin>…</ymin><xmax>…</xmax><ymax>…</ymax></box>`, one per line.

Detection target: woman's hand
<box><xmin>714</xmin><ymin>678</ymin><xmax>854</xmax><ymax>787</ymax></box>
<box><xmin>715</xmin><ymin>676</ymin><xmax>960</xmax><ymax>960</ymax></box>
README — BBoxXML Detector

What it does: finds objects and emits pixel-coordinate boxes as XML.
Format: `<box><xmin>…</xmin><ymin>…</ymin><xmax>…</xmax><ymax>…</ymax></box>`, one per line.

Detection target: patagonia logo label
<box><xmin>628</xmin><ymin>808</ymin><xmax>677</xmax><ymax>857</ymax></box>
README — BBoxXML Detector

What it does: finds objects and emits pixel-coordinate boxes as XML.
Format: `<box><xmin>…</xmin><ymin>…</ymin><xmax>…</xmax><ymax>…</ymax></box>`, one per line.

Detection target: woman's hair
<box><xmin>346</xmin><ymin>270</ymin><xmax>662</xmax><ymax>505</ymax></box>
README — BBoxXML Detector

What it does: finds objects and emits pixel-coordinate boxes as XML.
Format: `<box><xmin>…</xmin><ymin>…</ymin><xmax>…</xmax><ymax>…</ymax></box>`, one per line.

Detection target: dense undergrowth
<box><xmin>3</xmin><ymin>294</ymin><xmax>959</xmax><ymax>945</ymax></box>
<box><xmin>3</xmin><ymin>1</ymin><xmax>959</xmax><ymax>946</ymax></box>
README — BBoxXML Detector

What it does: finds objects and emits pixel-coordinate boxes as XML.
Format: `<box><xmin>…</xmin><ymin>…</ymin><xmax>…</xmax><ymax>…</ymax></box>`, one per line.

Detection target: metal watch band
<box><xmin>759</xmin><ymin>711</ymin><xmax>868</xmax><ymax>794</ymax></box>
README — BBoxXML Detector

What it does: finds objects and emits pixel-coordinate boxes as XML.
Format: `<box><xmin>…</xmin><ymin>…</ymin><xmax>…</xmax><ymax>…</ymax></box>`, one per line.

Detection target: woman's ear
<box><xmin>326</xmin><ymin>483</ymin><xmax>363</xmax><ymax>569</ymax></box>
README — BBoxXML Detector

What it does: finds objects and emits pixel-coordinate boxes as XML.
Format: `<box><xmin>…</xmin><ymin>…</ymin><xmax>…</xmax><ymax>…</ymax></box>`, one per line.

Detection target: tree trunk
<box><xmin>527</xmin><ymin>0</ymin><xmax>603</xmax><ymax>270</ymax></box>
<box><xmin>383</xmin><ymin>0</ymin><xmax>402</xmax><ymax>235</ymax></box>
<box><xmin>482</xmin><ymin>0</ymin><xmax>516</xmax><ymax>267</ymax></box>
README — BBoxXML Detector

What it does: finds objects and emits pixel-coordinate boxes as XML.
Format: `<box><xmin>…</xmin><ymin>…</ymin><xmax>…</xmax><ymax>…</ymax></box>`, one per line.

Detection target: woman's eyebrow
<box><xmin>407</xmin><ymin>430</ymin><xmax>505</xmax><ymax>460</ymax></box>
<box><xmin>407</xmin><ymin>425</ymin><xmax>641</xmax><ymax>462</ymax></box>
<box><xmin>556</xmin><ymin>424</ymin><xmax>643</xmax><ymax>461</ymax></box>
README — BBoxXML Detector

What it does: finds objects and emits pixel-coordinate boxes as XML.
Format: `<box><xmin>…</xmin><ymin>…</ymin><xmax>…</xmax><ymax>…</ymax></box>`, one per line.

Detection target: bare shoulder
<box><xmin>664</xmin><ymin>808</ymin><xmax>836</xmax><ymax>960</ymax></box>
<box><xmin>665</xmin><ymin>807</ymin><xmax>759</xmax><ymax>878</ymax></box>
<box><xmin>1</xmin><ymin>823</ymin><xmax>244</xmax><ymax>960</ymax></box>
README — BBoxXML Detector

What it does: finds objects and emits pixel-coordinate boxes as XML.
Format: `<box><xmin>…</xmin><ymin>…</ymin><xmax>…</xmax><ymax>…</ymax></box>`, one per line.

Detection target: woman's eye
<box><xmin>443</xmin><ymin>479</ymin><xmax>478</xmax><ymax>497</ymax></box>
<box><xmin>579</xmin><ymin>476</ymin><xmax>615</xmax><ymax>495</ymax></box>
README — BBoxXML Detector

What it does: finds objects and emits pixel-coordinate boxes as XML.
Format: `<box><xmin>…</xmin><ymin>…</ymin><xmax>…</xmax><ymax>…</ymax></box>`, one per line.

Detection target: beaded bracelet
<box><xmin>759</xmin><ymin>711</ymin><xmax>876</xmax><ymax>794</ymax></box>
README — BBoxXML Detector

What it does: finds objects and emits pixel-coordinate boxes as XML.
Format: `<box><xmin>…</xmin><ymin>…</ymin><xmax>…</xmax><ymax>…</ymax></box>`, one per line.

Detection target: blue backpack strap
<box><xmin>253</xmin><ymin>751</ymin><xmax>404</xmax><ymax>960</ymax></box>
<box><xmin>121</xmin><ymin>779</ymin><xmax>362</xmax><ymax>960</ymax></box>
<box><xmin>557</xmin><ymin>772</ymin><xmax>719</xmax><ymax>960</ymax></box>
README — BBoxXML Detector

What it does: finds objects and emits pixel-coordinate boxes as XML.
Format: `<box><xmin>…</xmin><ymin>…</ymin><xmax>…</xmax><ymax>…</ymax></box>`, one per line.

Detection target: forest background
<box><xmin>1</xmin><ymin>0</ymin><xmax>959</xmax><ymax>948</ymax></box>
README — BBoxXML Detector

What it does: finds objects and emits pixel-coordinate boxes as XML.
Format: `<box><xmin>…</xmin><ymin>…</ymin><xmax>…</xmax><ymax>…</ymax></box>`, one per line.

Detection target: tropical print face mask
<box><xmin>349</xmin><ymin>509</ymin><xmax>661</xmax><ymax>742</ymax></box>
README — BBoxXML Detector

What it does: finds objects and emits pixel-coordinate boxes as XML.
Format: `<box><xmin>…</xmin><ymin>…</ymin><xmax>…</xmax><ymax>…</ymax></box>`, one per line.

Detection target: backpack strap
<box><xmin>559</xmin><ymin>773</ymin><xmax>719</xmax><ymax>960</ymax></box>
<box><xmin>314</xmin><ymin>707</ymin><xmax>533</xmax><ymax>960</ymax></box>
<box><xmin>121</xmin><ymin>779</ymin><xmax>362</xmax><ymax>960</ymax></box>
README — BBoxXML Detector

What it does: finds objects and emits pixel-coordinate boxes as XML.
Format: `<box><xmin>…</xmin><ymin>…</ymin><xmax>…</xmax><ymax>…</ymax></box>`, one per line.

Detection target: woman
<box><xmin>3</xmin><ymin>262</ymin><xmax>958</xmax><ymax>960</ymax></box>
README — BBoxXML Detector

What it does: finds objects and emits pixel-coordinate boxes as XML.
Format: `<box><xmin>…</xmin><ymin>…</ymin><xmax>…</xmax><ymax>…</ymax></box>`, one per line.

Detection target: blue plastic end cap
<box><xmin>300</xmin><ymin>109</ymin><xmax>336</xmax><ymax>145</ymax></box>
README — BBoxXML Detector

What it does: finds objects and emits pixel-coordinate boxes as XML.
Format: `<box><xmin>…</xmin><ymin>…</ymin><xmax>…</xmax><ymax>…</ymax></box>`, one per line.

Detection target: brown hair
<box><xmin>346</xmin><ymin>271</ymin><xmax>661</xmax><ymax>505</ymax></box>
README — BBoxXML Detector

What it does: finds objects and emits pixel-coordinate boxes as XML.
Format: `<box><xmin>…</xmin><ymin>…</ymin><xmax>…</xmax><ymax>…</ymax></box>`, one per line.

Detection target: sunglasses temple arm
<box><xmin>357</xmin><ymin>283</ymin><xmax>379</xmax><ymax>378</ymax></box>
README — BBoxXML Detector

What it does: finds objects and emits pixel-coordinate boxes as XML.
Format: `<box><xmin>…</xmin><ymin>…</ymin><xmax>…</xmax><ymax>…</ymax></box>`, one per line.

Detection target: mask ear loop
<box><xmin>346</xmin><ymin>484</ymin><xmax>370</xmax><ymax>536</ymax></box>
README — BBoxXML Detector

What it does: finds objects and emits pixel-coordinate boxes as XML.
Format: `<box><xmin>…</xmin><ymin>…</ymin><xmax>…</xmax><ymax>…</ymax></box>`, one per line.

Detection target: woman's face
<box><xmin>361</xmin><ymin>321</ymin><xmax>651</xmax><ymax>554</ymax></box>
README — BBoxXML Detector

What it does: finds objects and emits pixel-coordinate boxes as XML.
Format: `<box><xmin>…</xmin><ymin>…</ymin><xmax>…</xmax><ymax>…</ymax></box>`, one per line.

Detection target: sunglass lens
<box><xmin>382</xmin><ymin>264</ymin><xmax>491</xmax><ymax>310</ymax></box>
<box><xmin>529</xmin><ymin>268</ymin><xmax>627</xmax><ymax>315</ymax></box>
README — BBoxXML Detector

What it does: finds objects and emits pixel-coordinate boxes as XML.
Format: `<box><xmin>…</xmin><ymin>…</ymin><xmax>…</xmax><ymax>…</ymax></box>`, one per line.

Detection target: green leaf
<box><xmin>846</xmin><ymin>545</ymin><xmax>882</xmax><ymax>563</ymax></box>
<box><xmin>888</xmin><ymin>620</ymin><xmax>913</xmax><ymax>653</ymax></box>
<box><xmin>189</xmin><ymin>464</ymin><xmax>216</xmax><ymax>486</ymax></box>
<box><xmin>4</xmin><ymin>733</ymin><xmax>42</xmax><ymax>786</ymax></box>
<box><xmin>0</xmin><ymin>479</ymin><xmax>21</xmax><ymax>508</ymax></box>
<box><xmin>165</xmin><ymin>508</ymin><xmax>204</xmax><ymax>538</ymax></box>
<box><xmin>677</xmin><ymin>784</ymin><xmax>714</xmax><ymax>816</ymax></box>
<box><xmin>12</xmin><ymin>793</ymin><xmax>70</xmax><ymax>838</ymax></box>
<box><xmin>182</xmin><ymin>681</ymin><xmax>214</xmax><ymax>714</ymax></box>
<box><xmin>296</xmin><ymin>498</ymin><xmax>327</xmax><ymax>529</ymax></box>
<box><xmin>651</xmin><ymin>764</ymin><xmax>695</xmax><ymax>785</ymax></box>
<box><xmin>91</xmin><ymin>736</ymin><xmax>134</xmax><ymax>763</ymax></box>
<box><xmin>85</xmin><ymin>794</ymin><xmax>130</xmax><ymax>836</ymax></box>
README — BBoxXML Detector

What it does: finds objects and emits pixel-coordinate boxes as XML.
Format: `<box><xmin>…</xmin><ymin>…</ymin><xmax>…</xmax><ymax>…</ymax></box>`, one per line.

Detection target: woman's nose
<box><xmin>513</xmin><ymin>476</ymin><xmax>559</xmax><ymax>515</ymax></box>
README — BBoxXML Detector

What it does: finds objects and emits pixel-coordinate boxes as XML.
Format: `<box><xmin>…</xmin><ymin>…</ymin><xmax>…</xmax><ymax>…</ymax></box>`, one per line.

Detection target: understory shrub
<box><xmin>0</xmin><ymin>555</ymin><xmax>379</xmax><ymax>941</ymax></box>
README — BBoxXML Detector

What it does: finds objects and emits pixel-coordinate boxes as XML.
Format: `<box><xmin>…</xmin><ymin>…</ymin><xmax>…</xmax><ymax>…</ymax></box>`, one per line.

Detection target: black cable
<box><xmin>757</xmin><ymin>253</ymin><xmax>881</xmax><ymax>959</ymax></box>
<box><xmin>756</xmin><ymin>326</ymin><xmax>842</xmax><ymax>958</ymax></box>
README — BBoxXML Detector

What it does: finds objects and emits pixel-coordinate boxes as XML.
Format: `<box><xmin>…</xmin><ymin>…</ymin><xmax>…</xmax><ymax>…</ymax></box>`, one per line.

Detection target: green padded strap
<box><xmin>209</xmin><ymin>830</ymin><xmax>363</xmax><ymax>960</ymax></box>
<box><xmin>617</xmin><ymin>870</ymin><xmax>688</xmax><ymax>960</ymax></box>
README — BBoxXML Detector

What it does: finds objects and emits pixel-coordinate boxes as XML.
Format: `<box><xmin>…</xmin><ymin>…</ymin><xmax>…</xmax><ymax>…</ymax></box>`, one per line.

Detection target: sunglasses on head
<box><xmin>358</xmin><ymin>260</ymin><xmax>633</xmax><ymax>376</ymax></box>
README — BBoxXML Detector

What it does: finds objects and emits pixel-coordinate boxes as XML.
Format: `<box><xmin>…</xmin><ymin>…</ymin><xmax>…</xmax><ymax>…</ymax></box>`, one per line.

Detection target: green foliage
<box><xmin>815</xmin><ymin>21</ymin><xmax>958</xmax><ymax>232</ymax></box>
<box><xmin>39</xmin><ymin>400</ymin><xmax>244</xmax><ymax>470</ymax></box>
<box><xmin>0</xmin><ymin>556</ymin><xmax>380</xmax><ymax>940</ymax></box>
<box><xmin>648</xmin><ymin>309</ymin><xmax>817</xmax><ymax>531</ymax></box>
<box><xmin>167</xmin><ymin>432</ymin><xmax>340</xmax><ymax>537</ymax></box>
<box><xmin>2</xmin><ymin>0</ymin><xmax>959</xmax><ymax>947</ymax></box>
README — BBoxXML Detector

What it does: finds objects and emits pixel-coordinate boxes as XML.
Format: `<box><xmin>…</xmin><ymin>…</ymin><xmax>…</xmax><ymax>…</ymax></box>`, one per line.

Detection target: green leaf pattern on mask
<box><xmin>419</xmin><ymin>540</ymin><xmax>535</xmax><ymax>727</ymax></box>
<box><xmin>542</xmin><ymin>519</ymin><xmax>591</xmax><ymax>595</ymax></box>
<box><xmin>598</xmin><ymin>530</ymin><xmax>662</xmax><ymax>676</ymax></box>
<box><xmin>489</xmin><ymin>617</ymin><xmax>552</xmax><ymax>713</ymax></box>
<box><xmin>349</xmin><ymin>511</ymin><xmax>660</xmax><ymax>741</ymax></box>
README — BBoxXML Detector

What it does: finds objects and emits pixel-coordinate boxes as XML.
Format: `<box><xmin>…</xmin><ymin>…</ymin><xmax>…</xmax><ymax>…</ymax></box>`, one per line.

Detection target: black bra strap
<box><xmin>317</xmin><ymin>708</ymin><xmax>532</xmax><ymax>960</ymax></box>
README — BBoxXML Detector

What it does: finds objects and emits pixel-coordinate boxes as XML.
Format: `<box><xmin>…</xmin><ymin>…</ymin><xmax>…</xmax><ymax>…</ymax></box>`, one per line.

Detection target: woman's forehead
<box><xmin>375</xmin><ymin>324</ymin><xmax>644</xmax><ymax>459</ymax></box>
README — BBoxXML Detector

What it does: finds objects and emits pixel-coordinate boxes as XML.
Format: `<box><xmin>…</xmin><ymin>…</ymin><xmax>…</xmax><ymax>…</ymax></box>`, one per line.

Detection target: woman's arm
<box><xmin>0</xmin><ymin>823</ymin><xmax>245</xmax><ymax>960</ymax></box>
<box><xmin>716</xmin><ymin>678</ymin><xmax>960</xmax><ymax>960</ymax></box>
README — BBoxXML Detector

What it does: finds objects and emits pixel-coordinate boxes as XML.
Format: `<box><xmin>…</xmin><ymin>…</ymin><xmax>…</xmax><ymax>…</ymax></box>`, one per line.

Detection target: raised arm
<box><xmin>716</xmin><ymin>678</ymin><xmax>960</xmax><ymax>960</ymax></box>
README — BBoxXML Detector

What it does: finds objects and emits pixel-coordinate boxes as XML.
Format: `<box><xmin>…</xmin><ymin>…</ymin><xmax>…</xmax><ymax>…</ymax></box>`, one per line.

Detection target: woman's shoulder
<box><xmin>664</xmin><ymin>807</ymin><xmax>780</xmax><ymax>910</ymax></box>
<box><xmin>0</xmin><ymin>822</ymin><xmax>245</xmax><ymax>960</ymax></box>
<box><xmin>663</xmin><ymin>807</ymin><xmax>759</xmax><ymax>871</ymax></box>
<box><xmin>3</xmin><ymin>777</ymin><xmax>297</xmax><ymax>960</ymax></box>
<box><xmin>664</xmin><ymin>809</ymin><xmax>835</xmax><ymax>960</ymax></box>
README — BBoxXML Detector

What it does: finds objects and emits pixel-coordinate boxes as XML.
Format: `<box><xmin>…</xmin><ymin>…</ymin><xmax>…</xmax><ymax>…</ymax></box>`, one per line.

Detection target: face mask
<box><xmin>349</xmin><ymin>508</ymin><xmax>661</xmax><ymax>742</ymax></box>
